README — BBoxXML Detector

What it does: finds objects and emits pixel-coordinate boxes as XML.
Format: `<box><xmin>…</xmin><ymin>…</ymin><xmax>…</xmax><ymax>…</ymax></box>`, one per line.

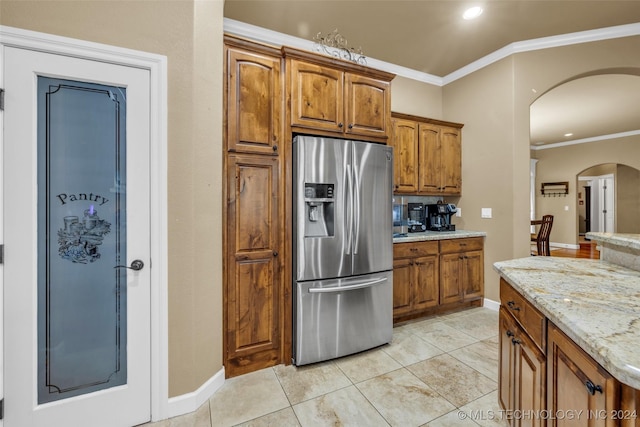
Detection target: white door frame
<box><xmin>0</xmin><ymin>26</ymin><xmax>169</xmax><ymax>422</ymax></box>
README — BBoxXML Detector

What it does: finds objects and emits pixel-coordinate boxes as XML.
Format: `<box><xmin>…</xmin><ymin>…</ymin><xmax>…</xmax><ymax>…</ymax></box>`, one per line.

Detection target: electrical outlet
<box><xmin>456</xmin><ymin>208</ymin><xmax>462</xmax><ymax>217</ymax></box>
<box><xmin>481</xmin><ymin>208</ymin><xmax>492</xmax><ymax>218</ymax></box>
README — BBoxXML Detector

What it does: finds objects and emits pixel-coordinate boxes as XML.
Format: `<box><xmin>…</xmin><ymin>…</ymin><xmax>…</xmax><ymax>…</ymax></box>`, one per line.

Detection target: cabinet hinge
<box><xmin>0</xmin><ymin>88</ymin><xmax>4</xmax><ymax>111</ymax></box>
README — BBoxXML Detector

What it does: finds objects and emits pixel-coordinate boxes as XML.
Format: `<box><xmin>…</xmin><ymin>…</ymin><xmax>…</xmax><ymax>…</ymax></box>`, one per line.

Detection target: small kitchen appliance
<box><xmin>407</xmin><ymin>203</ymin><xmax>427</xmax><ymax>232</ymax></box>
<box><xmin>427</xmin><ymin>203</ymin><xmax>457</xmax><ymax>231</ymax></box>
<box><xmin>392</xmin><ymin>200</ymin><xmax>408</xmax><ymax>236</ymax></box>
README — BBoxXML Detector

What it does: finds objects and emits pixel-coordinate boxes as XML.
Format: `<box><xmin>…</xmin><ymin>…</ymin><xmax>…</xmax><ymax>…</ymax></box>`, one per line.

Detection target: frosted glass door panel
<box><xmin>37</xmin><ymin>78</ymin><xmax>127</xmax><ymax>404</ymax></box>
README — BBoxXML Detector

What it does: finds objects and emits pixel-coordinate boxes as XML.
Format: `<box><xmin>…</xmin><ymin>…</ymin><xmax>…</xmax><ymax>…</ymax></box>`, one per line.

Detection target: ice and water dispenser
<box><xmin>304</xmin><ymin>183</ymin><xmax>335</xmax><ymax>237</ymax></box>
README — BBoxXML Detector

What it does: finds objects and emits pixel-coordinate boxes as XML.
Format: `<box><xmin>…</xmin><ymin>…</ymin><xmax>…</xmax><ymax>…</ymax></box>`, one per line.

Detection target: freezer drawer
<box><xmin>293</xmin><ymin>270</ymin><xmax>393</xmax><ymax>366</ymax></box>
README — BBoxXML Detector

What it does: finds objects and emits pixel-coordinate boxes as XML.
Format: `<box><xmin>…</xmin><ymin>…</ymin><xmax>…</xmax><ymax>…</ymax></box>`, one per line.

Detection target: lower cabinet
<box><xmin>439</xmin><ymin>237</ymin><xmax>484</xmax><ymax>305</ymax></box>
<box><xmin>547</xmin><ymin>323</ymin><xmax>619</xmax><ymax>427</ymax></box>
<box><xmin>392</xmin><ymin>241</ymin><xmax>439</xmax><ymax>319</ymax></box>
<box><xmin>224</xmin><ymin>154</ymin><xmax>283</xmax><ymax>377</ymax></box>
<box><xmin>392</xmin><ymin>237</ymin><xmax>484</xmax><ymax>322</ymax></box>
<box><xmin>499</xmin><ymin>307</ymin><xmax>546</xmax><ymax>427</ymax></box>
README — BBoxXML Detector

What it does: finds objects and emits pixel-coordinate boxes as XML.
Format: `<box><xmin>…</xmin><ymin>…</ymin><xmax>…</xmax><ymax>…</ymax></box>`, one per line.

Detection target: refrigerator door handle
<box><xmin>308</xmin><ymin>277</ymin><xmax>388</xmax><ymax>293</ymax></box>
<box><xmin>345</xmin><ymin>164</ymin><xmax>353</xmax><ymax>255</ymax></box>
<box><xmin>353</xmin><ymin>157</ymin><xmax>360</xmax><ymax>255</ymax></box>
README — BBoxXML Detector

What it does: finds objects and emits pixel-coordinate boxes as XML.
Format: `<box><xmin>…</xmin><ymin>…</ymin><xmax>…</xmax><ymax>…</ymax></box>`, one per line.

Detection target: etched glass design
<box><xmin>37</xmin><ymin>77</ymin><xmax>127</xmax><ymax>404</ymax></box>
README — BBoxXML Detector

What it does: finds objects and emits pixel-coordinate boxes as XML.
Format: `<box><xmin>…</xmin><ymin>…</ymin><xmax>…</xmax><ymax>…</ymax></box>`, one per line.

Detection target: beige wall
<box><xmin>534</xmin><ymin>136</ymin><xmax>640</xmax><ymax>244</ymax></box>
<box><xmin>1</xmin><ymin>0</ymin><xmax>225</xmax><ymax>397</ymax></box>
<box><xmin>391</xmin><ymin>76</ymin><xmax>442</xmax><ymax>119</ymax></box>
<box><xmin>617</xmin><ymin>164</ymin><xmax>640</xmax><ymax>234</ymax></box>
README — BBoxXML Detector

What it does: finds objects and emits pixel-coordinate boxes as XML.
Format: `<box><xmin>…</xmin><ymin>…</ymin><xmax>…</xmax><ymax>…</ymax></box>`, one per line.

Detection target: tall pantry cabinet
<box><xmin>223</xmin><ymin>36</ymin><xmax>285</xmax><ymax>378</ymax></box>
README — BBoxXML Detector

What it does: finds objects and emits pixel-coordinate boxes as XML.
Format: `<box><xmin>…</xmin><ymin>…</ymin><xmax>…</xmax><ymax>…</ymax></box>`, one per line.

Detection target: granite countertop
<box><xmin>493</xmin><ymin>256</ymin><xmax>640</xmax><ymax>390</ymax></box>
<box><xmin>587</xmin><ymin>232</ymin><xmax>640</xmax><ymax>251</ymax></box>
<box><xmin>393</xmin><ymin>230</ymin><xmax>486</xmax><ymax>243</ymax></box>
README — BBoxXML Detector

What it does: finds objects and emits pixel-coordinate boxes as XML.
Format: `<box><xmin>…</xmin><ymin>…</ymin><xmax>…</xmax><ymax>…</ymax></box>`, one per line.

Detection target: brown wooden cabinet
<box><xmin>284</xmin><ymin>47</ymin><xmax>394</xmax><ymax>143</ymax></box>
<box><xmin>225</xmin><ymin>37</ymin><xmax>283</xmax><ymax>155</ymax></box>
<box><xmin>390</xmin><ymin>113</ymin><xmax>463</xmax><ymax>196</ymax></box>
<box><xmin>499</xmin><ymin>305</ymin><xmax>546</xmax><ymax>427</ymax></box>
<box><xmin>439</xmin><ymin>237</ymin><xmax>484</xmax><ymax>305</ymax></box>
<box><xmin>392</xmin><ymin>241</ymin><xmax>439</xmax><ymax>320</ymax></box>
<box><xmin>391</xmin><ymin>118</ymin><xmax>419</xmax><ymax>193</ymax></box>
<box><xmin>547</xmin><ymin>322</ymin><xmax>619</xmax><ymax>427</ymax></box>
<box><xmin>223</xmin><ymin>36</ymin><xmax>286</xmax><ymax>377</ymax></box>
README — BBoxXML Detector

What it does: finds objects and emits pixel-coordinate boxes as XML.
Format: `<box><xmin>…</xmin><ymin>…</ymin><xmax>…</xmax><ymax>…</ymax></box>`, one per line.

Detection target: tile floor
<box><xmin>144</xmin><ymin>307</ymin><xmax>508</xmax><ymax>427</ymax></box>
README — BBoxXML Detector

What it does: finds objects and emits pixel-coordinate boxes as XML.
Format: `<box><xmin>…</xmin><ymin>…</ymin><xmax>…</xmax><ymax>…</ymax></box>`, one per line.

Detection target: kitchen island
<box><xmin>494</xmin><ymin>232</ymin><xmax>640</xmax><ymax>426</ymax></box>
<box><xmin>393</xmin><ymin>229</ymin><xmax>486</xmax><ymax>243</ymax></box>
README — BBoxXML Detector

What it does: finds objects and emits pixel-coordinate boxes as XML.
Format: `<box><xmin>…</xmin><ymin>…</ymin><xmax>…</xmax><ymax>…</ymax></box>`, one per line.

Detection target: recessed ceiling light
<box><xmin>564</xmin><ymin>133</ymin><xmax>573</xmax><ymax>137</ymax></box>
<box><xmin>463</xmin><ymin>6</ymin><xmax>483</xmax><ymax>20</ymax></box>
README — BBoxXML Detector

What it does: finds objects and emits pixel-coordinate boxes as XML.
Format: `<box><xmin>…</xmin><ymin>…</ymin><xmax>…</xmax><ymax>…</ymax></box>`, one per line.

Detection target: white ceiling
<box><xmin>224</xmin><ymin>1</ymin><xmax>640</xmax><ymax>148</ymax></box>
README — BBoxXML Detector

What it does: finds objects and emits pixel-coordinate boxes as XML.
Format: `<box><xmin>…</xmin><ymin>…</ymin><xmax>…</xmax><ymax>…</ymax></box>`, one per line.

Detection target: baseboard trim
<box><xmin>483</xmin><ymin>298</ymin><xmax>500</xmax><ymax>311</ymax></box>
<box><xmin>166</xmin><ymin>367</ymin><xmax>225</xmax><ymax>419</ymax></box>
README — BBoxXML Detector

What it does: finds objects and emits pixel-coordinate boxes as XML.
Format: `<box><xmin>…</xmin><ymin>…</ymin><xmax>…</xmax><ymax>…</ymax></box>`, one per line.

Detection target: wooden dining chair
<box><xmin>531</xmin><ymin>215</ymin><xmax>554</xmax><ymax>256</ymax></box>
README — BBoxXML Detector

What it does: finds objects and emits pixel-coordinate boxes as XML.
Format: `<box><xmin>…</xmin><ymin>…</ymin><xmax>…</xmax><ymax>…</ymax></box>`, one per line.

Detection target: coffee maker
<box><xmin>407</xmin><ymin>203</ymin><xmax>427</xmax><ymax>232</ymax></box>
<box><xmin>426</xmin><ymin>203</ymin><xmax>457</xmax><ymax>231</ymax></box>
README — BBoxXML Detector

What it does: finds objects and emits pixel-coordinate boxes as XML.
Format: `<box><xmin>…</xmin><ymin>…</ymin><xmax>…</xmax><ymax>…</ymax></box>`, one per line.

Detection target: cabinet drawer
<box><xmin>500</xmin><ymin>279</ymin><xmax>546</xmax><ymax>351</ymax></box>
<box><xmin>439</xmin><ymin>237</ymin><xmax>483</xmax><ymax>254</ymax></box>
<box><xmin>394</xmin><ymin>241</ymin><xmax>439</xmax><ymax>259</ymax></box>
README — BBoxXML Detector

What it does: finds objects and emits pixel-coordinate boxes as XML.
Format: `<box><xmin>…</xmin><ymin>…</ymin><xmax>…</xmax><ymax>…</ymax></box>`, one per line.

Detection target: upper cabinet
<box><xmin>284</xmin><ymin>47</ymin><xmax>394</xmax><ymax>143</ymax></box>
<box><xmin>391</xmin><ymin>113</ymin><xmax>463</xmax><ymax>196</ymax></box>
<box><xmin>225</xmin><ymin>36</ymin><xmax>283</xmax><ymax>155</ymax></box>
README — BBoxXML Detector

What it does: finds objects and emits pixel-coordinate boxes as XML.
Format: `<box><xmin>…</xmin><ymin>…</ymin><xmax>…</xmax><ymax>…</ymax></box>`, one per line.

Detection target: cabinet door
<box><xmin>514</xmin><ymin>327</ymin><xmax>546</xmax><ymax>427</ymax></box>
<box><xmin>439</xmin><ymin>252</ymin><xmax>462</xmax><ymax>304</ymax></box>
<box><xmin>225</xmin><ymin>155</ymin><xmax>281</xmax><ymax>377</ymax></box>
<box><xmin>547</xmin><ymin>323</ymin><xmax>618</xmax><ymax>427</ymax></box>
<box><xmin>462</xmin><ymin>250</ymin><xmax>484</xmax><ymax>301</ymax></box>
<box><xmin>418</xmin><ymin>123</ymin><xmax>441</xmax><ymax>194</ymax></box>
<box><xmin>440</xmin><ymin>126</ymin><xmax>462</xmax><ymax>195</ymax></box>
<box><xmin>392</xmin><ymin>257</ymin><xmax>413</xmax><ymax>318</ymax></box>
<box><xmin>226</xmin><ymin>47</ymin><xmax>282</xmax><ymax>155</ymax></box>
<box><xmin>413</xmin><ymin>255</ymin><xmax>439</xmax><ymax>310</ymax></box>
<box><xmin>344</xmin><ymin>73</ymin><xmax>390</xmax><ymax>139</ymax></box>
<box><xmin>290</xmin><ymin>59</ymin><xmax>344</xmax><ymax>133</ymax></box>
<box><xmin>499</xmin><ymin>308</ymin><xmax>517</xmax><ymax>421</ymax></box>
<box><xmin>391</xmin><ymin>119</ymin><xmax>419</xmax><ymax>193</ymax></box>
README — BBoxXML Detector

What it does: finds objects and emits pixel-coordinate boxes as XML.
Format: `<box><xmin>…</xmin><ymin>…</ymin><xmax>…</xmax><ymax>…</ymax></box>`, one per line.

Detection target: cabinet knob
<box><xmin>585</xmin><ymin>380</ymin><xmax>603</xmax><ymax>395</ymax></box>
<box><xmin>507</xmin><ymin>301</ymin><xmax>521</xmax><ymax>311</ymax></box>
<box><xmin>273</xmin><ymin>251</ymin><xmax>279</xmax><ymax>257</ymax></box>
<box><xmin>506</xmin><ymin>330</ymin><xmax>514</xmax><ymax>337</ymax></box>
<box><xmin>338</xmin><ymin>122</ymin><xmax>344</xmax><ymax>128</ymax></box>
<box><xmin>348</xmin><ymin>123</ymin><xmax>353</xmax><ymax>129</ymax></box>
<box><xmin>272</xmin><ymin>145</ymin><xmax>278</xmax><ymax>152</ymax></box>
<box><xmin>511</xmin><ymin>338</ymin><xmax>521</xmax><ymax>345</ymax></box>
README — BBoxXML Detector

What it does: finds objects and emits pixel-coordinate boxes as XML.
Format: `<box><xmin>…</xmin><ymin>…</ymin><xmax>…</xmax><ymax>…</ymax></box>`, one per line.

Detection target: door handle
<box><xmin>114</xmin><ymin>259</ymin><xmax>144</xmax><ymax>271</ymax></box>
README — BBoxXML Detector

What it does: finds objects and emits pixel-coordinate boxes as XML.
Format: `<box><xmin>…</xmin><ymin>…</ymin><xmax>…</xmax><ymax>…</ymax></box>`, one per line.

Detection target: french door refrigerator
<box><xmin>293</xmin><ymin>135</ymin><xmax>393</xmax><ymax>366</ymax></box>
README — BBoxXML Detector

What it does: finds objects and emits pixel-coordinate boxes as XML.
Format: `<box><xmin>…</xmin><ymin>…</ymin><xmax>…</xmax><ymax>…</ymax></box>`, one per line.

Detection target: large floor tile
<box><xmin>409</xmin><ymin>321</ymin><xmax>478</xmax><ymax>352</ymax></box>
<box><xmin>357</xmin><ymin>368</ymin><xmax>455</xmax><ymax>426</ymax></box>
<box><xmin>292</xmin><ymin>385</ymin><xmax>389</xmax><ymax>427</ymax></box>
<box><xmin>425</xmin><ymin>409</ymin><xmax>482</xmax><ymax>427</ymax></box>
<box><xmin>381</xmin><ymin>329</ymin><xmax>443</xmax><ymax>366</ymax></box>
<box><xmin>273</xmin><ymin>362</ymin><xmax>351</xmax><ymax>404</ymax></box>
<box><xmin>209</xmin><ymin>368</ymin><xmax>290</xmax><ymax>427</ymax></box>
<box><xmin>440</xmin><ymin>309</ymin><xmax>498</xmax><ymax>340</ymax></box>
<box><xmin>234</xmin><ymin>407</ymin><xmax>301</xmax><ymax>427</ymax></box>
<box><xmin>334</xmin><ymin>347</ymin><xmax>402</xmax><ymax>383</ymax></box>
<box><xmin>459</xmin><ymin>391</ymin><xmax>509</xmax><ymax>427</ymax></box>
<box><xmin>449</xmin><ymin>339</ymin><xmax>499</xmax><ymax>380</ymax></box>
<box><xmin>408</xmin><ymin>354</ymin><xmax>497</xmax><ymax>407</ymax></box>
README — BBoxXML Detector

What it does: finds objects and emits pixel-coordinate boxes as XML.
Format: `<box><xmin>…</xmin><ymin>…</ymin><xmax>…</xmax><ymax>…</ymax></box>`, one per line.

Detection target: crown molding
<box><xmin>225</xmin><ymin>18</ymin><xmax>640</xmax><ymax>87</ymax></box>
<box><xmin>531</xmin><ymin>129</ymin><xmax>640</xmax><ymax>151</ymax></box>
<box><xmin>223</xmin><ymin>18</ymin><xmax>443</xmax><ymax>85</ymax></box>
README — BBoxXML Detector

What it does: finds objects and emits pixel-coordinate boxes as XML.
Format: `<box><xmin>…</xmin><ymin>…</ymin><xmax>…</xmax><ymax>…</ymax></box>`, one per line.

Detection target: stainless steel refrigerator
<box><xmin>292</xmin><ymin>135</ymin><xmax>393</xmax><ymax>366</ymax></box>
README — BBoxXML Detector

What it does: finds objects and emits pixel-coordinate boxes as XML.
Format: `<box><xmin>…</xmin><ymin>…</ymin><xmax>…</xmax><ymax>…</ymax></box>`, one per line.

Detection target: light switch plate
<box><xmin>481</xmin><ymin>208</ymin><xmax>492</xmax><ymax>218</ymax></box>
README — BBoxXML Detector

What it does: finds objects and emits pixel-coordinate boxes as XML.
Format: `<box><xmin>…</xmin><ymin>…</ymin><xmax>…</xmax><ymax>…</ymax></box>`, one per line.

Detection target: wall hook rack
<box><xmin>540</xmin><ymin>181</ymin><xmax>569</xmax><ymax>197</ymax></box>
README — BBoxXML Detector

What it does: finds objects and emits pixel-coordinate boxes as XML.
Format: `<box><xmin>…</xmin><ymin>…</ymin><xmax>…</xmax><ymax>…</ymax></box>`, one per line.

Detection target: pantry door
<box><xmin>3</xmin><ymin>46</ymin><xmax>151</xmax><ymax>426</ymax></box>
